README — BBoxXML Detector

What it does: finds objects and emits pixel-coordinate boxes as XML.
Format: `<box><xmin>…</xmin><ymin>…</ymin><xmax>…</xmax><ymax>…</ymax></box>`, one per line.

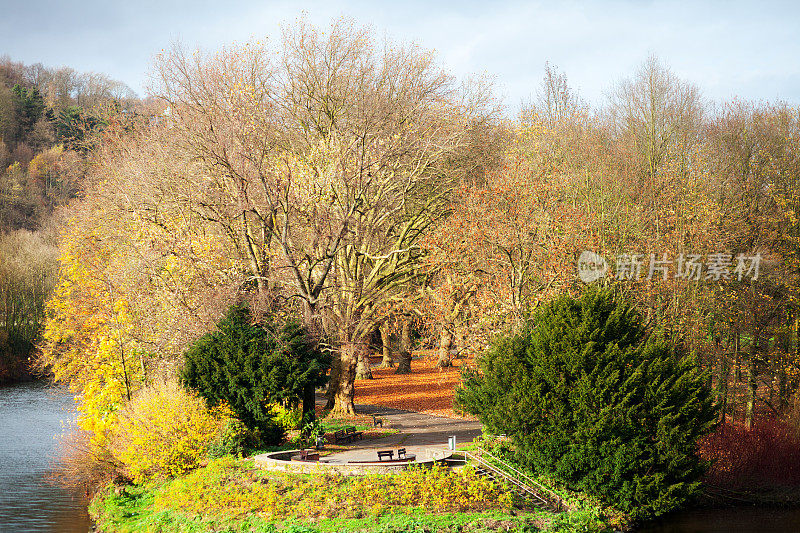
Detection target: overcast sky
<box><xmin>1</xmin><ymin>0</ymin><xmax>798</xmax><ymax>113</ymax></box>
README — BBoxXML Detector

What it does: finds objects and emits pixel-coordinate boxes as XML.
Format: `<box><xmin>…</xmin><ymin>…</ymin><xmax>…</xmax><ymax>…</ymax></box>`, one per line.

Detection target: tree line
<box><xmin>0</xmin><ymin>55</ymin><xmax>139</xmax><ymax>382</ymax></box>
<box><xmin>30</xmin><ymin>19</ymin><xmax>799</xmax><ymax>450</ymax></box>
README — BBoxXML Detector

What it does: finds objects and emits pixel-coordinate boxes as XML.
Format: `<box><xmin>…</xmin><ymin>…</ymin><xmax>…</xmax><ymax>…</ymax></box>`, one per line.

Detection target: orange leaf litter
<box><xmin>353</xmin><ymin>350</ymin><xmax>477</xmax><ymax>419</ymax></box>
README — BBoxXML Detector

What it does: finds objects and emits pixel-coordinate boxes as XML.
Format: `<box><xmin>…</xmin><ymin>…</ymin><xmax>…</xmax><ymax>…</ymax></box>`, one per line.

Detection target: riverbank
<box><xmin>86</xmin><ymin>455</ymin><xmax>800</xmax><ymax>533</ymax></box>
<box><xmin>0</xmin><ymin>355</ymin><xmax>38</xmax><ymax>385</ymax></box>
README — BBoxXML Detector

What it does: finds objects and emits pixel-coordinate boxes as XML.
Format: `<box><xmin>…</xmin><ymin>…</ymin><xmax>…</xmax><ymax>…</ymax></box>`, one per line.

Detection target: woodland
<box><xmin>1</xmin><ymin>18</ymin><xmax>799</xmax><ymax>525</ymax></box>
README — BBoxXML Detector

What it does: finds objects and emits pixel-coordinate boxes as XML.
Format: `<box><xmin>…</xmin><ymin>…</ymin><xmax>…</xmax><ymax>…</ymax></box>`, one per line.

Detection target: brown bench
<box><xmin>333</xmin><ymin>430</ymin><xmax>349</xmax><ymax>443</ymax></box>
<box><xmin>377</xmin><ymin>450</ymin><xmax>394</xmax><ymax>461</ymax></box>
<box><xmin>333</xmin><ymin>427</ymin><xmax>363</xmax><ymax>444</ymax></box>
<box><xmin>373</xmin><ymin>415</ymin><xmax>383</xmax><ymax>427</ymax></box>
<box><xmin>345</xmin><ymin>426</ymin><xmax>363</xmax><ymax>441</ymax></box>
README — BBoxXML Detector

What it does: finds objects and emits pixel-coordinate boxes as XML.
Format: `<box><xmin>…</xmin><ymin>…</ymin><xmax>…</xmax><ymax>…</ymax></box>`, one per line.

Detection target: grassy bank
<box><xmin>89</xmin><ymin>457</ymin><xmax>620</xmax><ymax>532</ymax></box>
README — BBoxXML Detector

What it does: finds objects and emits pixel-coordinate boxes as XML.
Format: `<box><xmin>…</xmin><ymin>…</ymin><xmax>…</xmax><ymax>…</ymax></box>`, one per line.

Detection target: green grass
<box><xmin>320</xmin><ymin>416</ymin><xmax>381</xmax><ymax>433</ymax></box>
<box><xmin>89</xmin><ymin>456</ymin><xmax>619</xmax><ymax>532</ymax></box>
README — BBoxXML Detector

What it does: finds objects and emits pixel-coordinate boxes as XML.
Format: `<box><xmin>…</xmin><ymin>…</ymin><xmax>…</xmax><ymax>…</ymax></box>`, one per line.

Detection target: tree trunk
<box><xmin>302</xmin><ymin>382</ymin><xmax>316</xmax><ymax>420</ymax></box>
<box><xmin>745</xmin><ymin>331</ymin><xmax>759</xmax><ymax>430</ymax></box>
<box><xmin>355</xmin><ymin>348</ymin><xmax>373</xmax><ymax>380</ymax></box>
<box><xmin>785</xmin><ymin>316</ymin><xmax>800</xmax><ymax>410</ymax></box>
<box><xmin>328</xmin><ymin>342</ymin><xmax>360</xmax><ymax>415</ymax></box>
<box><xmin>395</xmin><ymin>317</ymin><xmax>412</xmax><ymax>375</ymax></box>
<box><xmin>794</xmin><ymin>316</ymin><xmax>800</xmax><ymax>400</ymax></box>
<box><xmin>778</xmin><ymin>365</ymin><xmax>788</xmax><ymax>411</ymax></box>
<box><xmin>436</xmin><ymin>324</ymin><xmax>453</xmax><ymax>368</ymax></box>
<box><xmin>715</xmin><ymin>336</ymin><xmax>730</xmax><ymax>425</ymax></box>
<box><xmin>732</xmin><ymin>329</ymin><xmax>740</xmax><ymax>422</ymax></box>
<box><xmin>453</xmin><ymin>326</ymin><xmax>466</xmax><ymax>359</ymax></box>
<box><xmin>379</xmin><ymin>321</ymin><xmax>394</xmax><ymax>368</ymax></box>
<box><xmin>324</xmin><ymin>349</ymin><xmax>342</xmax><ymax>411</ymax></box>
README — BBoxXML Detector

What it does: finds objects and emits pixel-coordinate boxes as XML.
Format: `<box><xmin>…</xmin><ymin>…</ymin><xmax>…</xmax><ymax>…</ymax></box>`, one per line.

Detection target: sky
<box><xmin>1</xmin><ymin>0</ymin><xmax>799</xmax><ymax>114</ymax></box>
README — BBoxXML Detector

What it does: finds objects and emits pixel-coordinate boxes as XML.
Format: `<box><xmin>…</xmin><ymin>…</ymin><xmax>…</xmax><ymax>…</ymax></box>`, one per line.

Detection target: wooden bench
<box><xmin>333</xmin><ymin>429</ymin><xmax>350</xmax><ymax>444</ymax></box>
<box><xmin>373</xmin><ymin>415</ymin><xmax>383</xmax><ymax>427</ymax></box>
<box><xmin>333</xmin><ymin>427</ymin><xmax>363</xmax><ymax>444</ymax></box>
<box><xmin>298</xmin><ymin>449</ymin><xmax>319</xmax><ymax>462</ymax></box>
<box><xmin>345</xmin><ymin>426</ymin><xmax>363</xmax><ymax>441</ymax></box>
<box><xmin>397</xmin><ymin>448</ymin><xmax>406</xmax><ymax>459</ymax></box>
<box><xmin>377</xmin><ymin>450</ymin><xmax>394</xmax><ymax>461</ymax></box>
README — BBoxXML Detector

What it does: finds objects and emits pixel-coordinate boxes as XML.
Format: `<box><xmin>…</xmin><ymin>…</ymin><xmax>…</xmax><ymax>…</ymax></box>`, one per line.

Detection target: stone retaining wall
<box><xmin>253</xmin><ymin>450</ymin><xmax>448</xmax><ymax>475</ymax></box>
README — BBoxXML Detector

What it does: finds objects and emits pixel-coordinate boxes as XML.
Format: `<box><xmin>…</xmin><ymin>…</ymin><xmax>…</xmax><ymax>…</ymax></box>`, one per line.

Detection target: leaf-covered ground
<box><xmin>353</xmin><ymin>351</ymin><xmax>475</xmax><ymax>419</ymax></box>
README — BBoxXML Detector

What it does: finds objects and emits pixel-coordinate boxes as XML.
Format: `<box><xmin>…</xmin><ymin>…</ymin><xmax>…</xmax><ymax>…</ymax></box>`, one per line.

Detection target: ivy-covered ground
<box><xmin>90</xmin><ymin>457</ymin><xmax>618</xmax><ymax>533</ymax></box>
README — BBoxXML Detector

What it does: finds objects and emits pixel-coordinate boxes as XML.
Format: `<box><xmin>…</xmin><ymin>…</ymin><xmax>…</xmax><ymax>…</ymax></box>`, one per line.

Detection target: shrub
<box><xmin>109</xmin><ymin>381</ymin><xmax>220</xmax><ymax>483</ymax></box>
<box><xmin>207</xmin><ymin>417</ymin><xmax>249</xmax><ymax>458</ymax></box>
<box><xmin>700</xmin><ymin>418</ymin><xmax>800</xmax><ymax>489</ymax></box>
<box><xmin>181</xmin><ymin>304</ymin><xmax>329</xmax><ymax>445</ymax></box>
<box><xmin>50</xmin><ymin>429</ymin><xmax>124</xmax><ymax>494</ymax></box>
<box><xmin>270</xmin><ymin>403</ymin><xmax>303</xmax><ymax>431</ymax></box>
<box><xmin>456</xmin><ymin>288</ymin><xmax>718</xmax><ymax>520</ymax></box>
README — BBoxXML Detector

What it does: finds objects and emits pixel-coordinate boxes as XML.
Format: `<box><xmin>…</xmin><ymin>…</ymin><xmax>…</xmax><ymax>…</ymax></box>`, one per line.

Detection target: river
<box><xmin>639</xmin><ymin>507</ymin><xmax>800</xmax><ymax>532</ymax></box>
<box><xmin>0</xmin><ymin>380</ymin><xmax>92</xmax><ymax>532</ymax></box>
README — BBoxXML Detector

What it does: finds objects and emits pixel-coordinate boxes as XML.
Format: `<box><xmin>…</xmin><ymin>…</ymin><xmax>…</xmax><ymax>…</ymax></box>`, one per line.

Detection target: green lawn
<box><xmin>89</xmin><ymin>456</ymin><xmax>619</xmax><ymax>532</ymax></box>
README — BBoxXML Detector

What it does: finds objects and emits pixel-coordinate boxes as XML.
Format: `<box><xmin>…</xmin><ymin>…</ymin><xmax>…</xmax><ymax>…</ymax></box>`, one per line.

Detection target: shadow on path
<box><xmin>315</xmin><ymin>393</ymin><xmax>482</xmax><ymax>454</ymax></box>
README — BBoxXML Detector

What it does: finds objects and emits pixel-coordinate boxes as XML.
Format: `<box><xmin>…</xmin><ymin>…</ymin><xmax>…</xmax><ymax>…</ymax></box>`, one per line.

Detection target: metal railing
<box><xmin>462</xmin><ymin>449</ymin><xmax>564</xmax><ymax>511</ymax></box>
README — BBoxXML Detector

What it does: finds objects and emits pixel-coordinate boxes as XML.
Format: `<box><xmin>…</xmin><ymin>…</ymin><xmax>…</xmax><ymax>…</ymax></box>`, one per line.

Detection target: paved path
<box><xmin>316</xmin><ymin>395</ymin><xmax>482</xmax><ymax>463</ymax></box>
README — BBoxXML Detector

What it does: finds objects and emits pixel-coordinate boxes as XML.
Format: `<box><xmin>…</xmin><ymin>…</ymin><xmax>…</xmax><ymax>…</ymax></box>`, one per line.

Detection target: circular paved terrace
<box><xmin>254</xmin><ymin>397</ymin><xmax>482</xmax><ymax>474</ymax></box>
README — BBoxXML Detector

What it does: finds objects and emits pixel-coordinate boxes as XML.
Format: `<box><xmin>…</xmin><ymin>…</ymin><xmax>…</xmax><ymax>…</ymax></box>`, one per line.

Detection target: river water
<box><xmin>639</xmin><ymin>507</ymin><xmax>800</xmax><ymax>532</ymax></box>
<box><xmin>0</xmin><ymin>380</ymin><xmax>92</xmax><ymax>532</ymax></box>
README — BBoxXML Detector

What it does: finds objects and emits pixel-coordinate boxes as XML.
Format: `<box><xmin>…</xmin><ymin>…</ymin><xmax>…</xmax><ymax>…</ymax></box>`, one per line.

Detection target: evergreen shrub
<box><xmin>456</xmin><ymin>288</ymin><xmax>718</xmax><ymax>520</ymax></box>
<box><xmin>181</xmin><ymin>304</ymin><xmax>329</xmax><ymax>446</ymax></box>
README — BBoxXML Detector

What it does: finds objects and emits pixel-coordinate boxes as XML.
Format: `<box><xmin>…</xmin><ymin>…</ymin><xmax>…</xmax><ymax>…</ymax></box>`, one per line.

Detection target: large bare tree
<box><xmin>117</xmin><ymin>18</ymin><xmax>499</xmax><ymax>414</ymax></box>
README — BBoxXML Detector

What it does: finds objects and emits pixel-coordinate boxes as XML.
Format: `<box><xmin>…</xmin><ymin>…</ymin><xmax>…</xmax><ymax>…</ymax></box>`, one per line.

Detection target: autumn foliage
<box><xmin>108</xmin><ymin>381</ymin><xmax>224</xmax><ymax>484</ymax></box>
<box><xmin>700</xmin><ymin>419</ymin><xmax>800</xmax><ymax>490</ymax></box>
<box><xmin>354</xmin><ymin>351</ymin><xmax>472</xmax><ymax>418</ymax></box>
<box><xmin>151</xmin><ymin>458</ymin><xmax>513</xmax><ymax>520</ymax></box>
<box><xmin>26</xmin><ymin>20</ymin><xmax>800</xmax><ymax>511</ymax></box>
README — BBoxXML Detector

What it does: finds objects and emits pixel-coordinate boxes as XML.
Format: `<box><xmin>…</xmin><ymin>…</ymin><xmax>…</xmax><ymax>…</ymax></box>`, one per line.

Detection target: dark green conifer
<box><xmin>181</xmin><ymin>304</ymin><xmax>330</xmax><ymax>445</ymax></box>
<box><xmin>456</xmin><ymin>288</ymin><xmax>717</xmax><ymax>520</ymax></box>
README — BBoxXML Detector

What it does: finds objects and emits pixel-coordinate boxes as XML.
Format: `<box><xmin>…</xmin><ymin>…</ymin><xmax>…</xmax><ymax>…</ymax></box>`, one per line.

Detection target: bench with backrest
<box><xmin>397</xmin><ymin>448</ymin><xmax>406</xmax><ymax>459</ymax></box>
<box><xmin>345</xmin><ymin>426</ymin><xmax>363</xmax><ymax>441</ymax></box>
<box><xmin>377</xmin><ymin>450</ymin><xmax>394</xmax><ymax>461</ymax></box>
<box><xmin>333</xmin><ymin>429</ymin><xmax>350</xmax><ymax>444</ymax></box>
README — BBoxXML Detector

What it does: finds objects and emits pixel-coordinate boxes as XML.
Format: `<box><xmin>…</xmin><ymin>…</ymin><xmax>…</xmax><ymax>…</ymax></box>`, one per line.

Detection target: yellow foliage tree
<box><xmin>39</xmin><ymin>217</ymin><xmax>141</xmax><ymax>445</ymax></box>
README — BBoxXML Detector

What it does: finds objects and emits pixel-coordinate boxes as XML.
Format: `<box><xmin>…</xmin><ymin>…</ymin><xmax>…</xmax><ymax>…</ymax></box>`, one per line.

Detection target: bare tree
<box><xmin>528</xmin><ymin>62</ymin><xmax>585</xmax><ymax>128</ymax></box>
<box><xmin>607</xmin><ymin>54</ymin><xmax>703</xmax><ymax>184</ymax></box>
<box><xmin>112</xmin><ymin>18</ymin><xmax>500</xmax><ymax>414</ymax></box>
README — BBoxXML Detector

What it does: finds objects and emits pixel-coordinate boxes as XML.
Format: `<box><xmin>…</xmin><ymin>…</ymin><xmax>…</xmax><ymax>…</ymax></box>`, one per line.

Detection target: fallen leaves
<box><xmin>353</xmin><ymin>351</ymin><xmax>476</xmax><ymax>419</ymax></box>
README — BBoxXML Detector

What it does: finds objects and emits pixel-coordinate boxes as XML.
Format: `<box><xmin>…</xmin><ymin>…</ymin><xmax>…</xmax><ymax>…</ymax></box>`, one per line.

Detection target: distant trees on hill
<box><xmin>0</xmin><ymin>56</ymin><xmax>140</xmax><ymax>383</ymax></box>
